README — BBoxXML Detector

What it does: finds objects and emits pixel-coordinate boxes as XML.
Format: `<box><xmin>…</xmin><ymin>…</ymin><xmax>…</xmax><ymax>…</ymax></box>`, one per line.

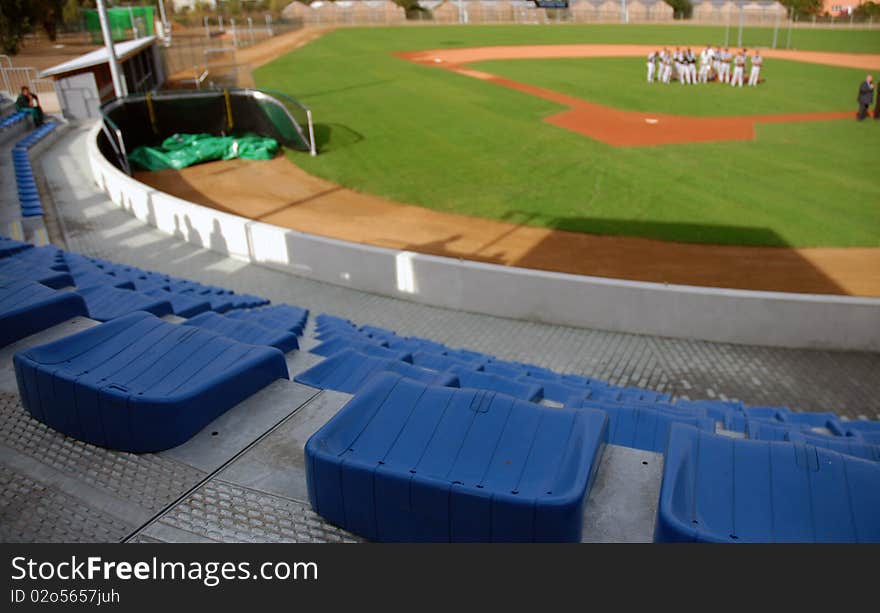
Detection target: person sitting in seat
<box><xmin>15</xmin><ymin>86</ymin><xmax>44</xmax><ymax>127</ymax></box>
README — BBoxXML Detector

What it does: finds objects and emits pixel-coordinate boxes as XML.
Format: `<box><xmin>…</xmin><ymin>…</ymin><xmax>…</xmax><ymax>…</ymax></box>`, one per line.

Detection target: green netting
<box><xmin>128</xmin><ymin>133</ymin><xmax>279</xmax><ymax>171</ymax></box>
<box><xmin>83</xmin><ymin>7</ymin><xmax>155</xmax><ymax>43</ymax></box>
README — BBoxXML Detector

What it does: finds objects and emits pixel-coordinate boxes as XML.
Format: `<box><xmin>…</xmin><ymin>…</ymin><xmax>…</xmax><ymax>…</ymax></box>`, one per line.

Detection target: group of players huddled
<box><xmin>647</xmin><ymin>47</ymin><xmax>763</xmax><ymax>87</ymax></box>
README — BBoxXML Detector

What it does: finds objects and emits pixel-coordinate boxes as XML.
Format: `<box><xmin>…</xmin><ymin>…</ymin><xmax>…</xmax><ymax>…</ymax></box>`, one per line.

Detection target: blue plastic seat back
<box><xmin>306</xmin><ymin>373</ymin><xmax>609</xmax><ymax>542</ymax></box>
<box><xmin>0</xmin><ymin>237</ymin><xmax>33</xmax><ymax>259</ymax></box>
<box><xmin>655</xmin><ymin>424</ymin><xmax>880</xmax><ymax>542</ymax></box>
<box><xmin>227</xmin><ymin>307</ymin><xmax>306</xmax><ymax>334</ymax></box>
<box><xmin>386</xmin><ymin>336</ymin><xmax>448</xmax><ymax>354</ymax></box>
<box><xmin>295</xmin><ymin>348</ymin><xmax>455</xmax><ymax>394</ymax></box>
<box><xmin>442</xmin><ymin>347</ymin><xmax>492</xmax><ymax>365</ymax></box>
<box><xmin>483</xmin><ymin>361</ymin><xmax>528</xmax><ymax>380</ymax></box>
<box><xmin>14</xmin><ymin>311</ymin><xmax>288</xmax><ymax>452</ymax></box>
<box><xmin>183</xmin><ymin>311</ymin><xmax>299</xmax><ymax>353</ymax></box>
<box><xmin>410</xmin><ymin>350</ymin><xmax>483</xmax><ymax>373</ymax></box>
<box><xmin>0</xmin><ymin>277</ymin><xmax>88</xmax><ymax>346</ymax></box>
<box><xmin>448</xmin><ymin>365</ymin><xmax>543</xmax><ymax>402</ymax></box>
<box><xmin>76</xmin><ymin>285</ymin><xmax>173</xmax><ymax>322</ymax></box>
<box><xmin>311</xmin><ymin>336</ymin><xmax>400</xmax><ymax>359</ymax></box>
<box><xmin>0</xmin><ymin>259</ymin><xmax>73</xmax><ymax>289</ymax></box>
<box><xmin>570</xmin><ymin>398</ymin><xmax>715</xmax><ymax>452</ymax></box>
<box><xmin>786</xmin><ymin>431</ymin><xmax>880</xmax><ymax>463</ymax></box>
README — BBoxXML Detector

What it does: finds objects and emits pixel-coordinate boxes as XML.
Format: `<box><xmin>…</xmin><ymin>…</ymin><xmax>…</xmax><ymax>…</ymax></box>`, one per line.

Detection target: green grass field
<box><xmin>254</xmin><ymin>25</ymin><xmax>880</xmax><ymax>247</ymax></box>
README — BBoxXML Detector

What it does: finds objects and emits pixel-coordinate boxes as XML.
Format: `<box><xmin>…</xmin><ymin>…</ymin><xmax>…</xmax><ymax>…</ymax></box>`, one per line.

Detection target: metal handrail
<box><xmin>101</xmin><ymin>114</ymin><xmax>131</xmax><ymax>176</ymax></box>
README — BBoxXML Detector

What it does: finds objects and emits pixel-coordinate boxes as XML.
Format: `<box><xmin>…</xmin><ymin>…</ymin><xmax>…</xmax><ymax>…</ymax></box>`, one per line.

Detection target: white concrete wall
<box><xmin>87</xmin><ymin>123</ymin><xmax>880</xmax><ymax>351</ymax></box>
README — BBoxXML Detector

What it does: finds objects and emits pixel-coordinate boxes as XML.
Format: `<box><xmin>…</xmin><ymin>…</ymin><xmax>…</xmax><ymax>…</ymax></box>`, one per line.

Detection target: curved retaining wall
<box><xmin>87</xmin><ymin>123</ymin><xmax>880</xmax><ymax>351</ymax></box>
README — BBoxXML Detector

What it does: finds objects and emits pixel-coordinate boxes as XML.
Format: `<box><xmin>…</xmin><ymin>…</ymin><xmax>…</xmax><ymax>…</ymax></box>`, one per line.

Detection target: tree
<box><xmin>853</xmin><ymin>1</ymin><xmax>880</xmax><ymax>19</ymax></box>
<box><xmin>36</xmin><ymin>0</ymin><xmax>66</xmax><ymax>42</ymax></box>
<box><xmin>664</xmin><ymin>0</ymin><xmax>693</xmax><ymax>19</ymax></box>
<box><xmin>0</xmin><ymin>0</ymin><xmax>30</xmax><ymax>55</ymax></box>
<box><xmin>62</xmin><ymin>0</ymin><xmax>81</xmax><ymax>28</ymax></box>
<box><xmin>776</xmin><ymin>0</ymin><xmax>824</xmax><ymax>18</ymax></box>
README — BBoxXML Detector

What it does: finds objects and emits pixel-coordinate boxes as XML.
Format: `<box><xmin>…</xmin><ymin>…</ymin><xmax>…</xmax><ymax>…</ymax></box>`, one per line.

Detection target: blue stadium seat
<box><xmin>14</xmin><ymin>311</ymin><xmax>289</xmax><ymax>452</ymax></box>
<box><xmin>410</xmin><ymin>350</ymin><xmax>484</xmax><ymax>373</ymax></box>
<box><xmin>295</xmin><ymin>348</ymin><xmax>454</xmax><ymax>394</ymax></box>
<box><xmin>442</xmin><ymin>348</ymin><xmax>492</xmax><ymax>365</ymax></box>
<box><xmin>145</xmin><ymin>289</ymin><xmax>211</xmax><ymax>318</ymax></box>
<box><xmin>483</xmin><ymin>361</ymin><xmax>528</xmax><ymax>380</ymax></box>
<box><xmin>311</xmin><ymin>336</ymin><xmax>409</xmax><ymax>361</ymax></box>
<box><xmin>183</xmin><ymin>311</ymin><xmax>299</xmax><ymax>353</ymax></box>
<box><xmin>75</xmin><ymin>285</ymin><xmax>173</xmax><ymax>321</ymax></box>
<box><xmin>448</xmin><ymin>365</ymin><xmax>543</xmax><ymax>402</ymax></box>
<box><xmin>386</xmin><ymin>336</ymin><xmax>449</xmax><ymax>355</ymax></box>
<box><xmin>786</xmin><ymin>431</ymin><xmax>880</xmax><ymax>463</ymax></box>
<box><xmin>598</xmin><ymin>387</ymin><xmax>671</xmax><ymax>404</ymax></box>
<box><xmin>841</xmin><ymin>420</ymin><xmax>880</xmax><ymax>445</ymax></box>
<box><xmin>305</xmin><ymin>373</ymin><xmax>608</xmax><ymax>542</ymax></box>
<box><xmin>654</xmin><ymin>424</ymin><xmax>880</xmax><ymax>542</ymax></box>
<box><xmin>228</xmin><ymin>294</ymin><xmax>271</xmax><ymax>310</ymax></box>
<box><xmin>0</xmin><ymin>259</ymin><xmax>73</xmax><ymax>289</ymax></box>
<box><xmin>227</xmin><ymin>305</ymin><xmax>308</xmax><ymax>335</ymax></box>
<box><xmin>0</xmin><ymin>236</ymin><xmax>33</xmax><ymax>259</ymax></box>
<box><xmin>0</xmin><ymin>277</ymin><xmax>88</xmax><ymax>347</ymax></box>
<box><xmin>0</xmin><ymin>111</ymin><xmax>26</xmax><ymax>130</ymax></box>
<box><xmin>569</xmin><ymin>398</ymin><xmax>715</xmax><ymax>453</ymax></box>
<box><xmin>527</xmin><ymin>377</ymin><xmax>591</xmax><ymax>404</ymax></box>
<box><xmin>71</xmin><ymin>270</ymin><xmax>135</xmax><ymax>290</ymax></box>
<box><xmin>315</xmin><ymin>314</ymin><xmax>354</xmax><ymax>327</ymax></box>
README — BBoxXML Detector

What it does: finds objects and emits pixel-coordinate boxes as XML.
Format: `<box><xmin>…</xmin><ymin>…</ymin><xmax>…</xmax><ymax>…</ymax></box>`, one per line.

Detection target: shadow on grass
<box><xmin>313</xmin><ymin>123</ymin><xmax>365</xmax><ymax>153</ymax></box>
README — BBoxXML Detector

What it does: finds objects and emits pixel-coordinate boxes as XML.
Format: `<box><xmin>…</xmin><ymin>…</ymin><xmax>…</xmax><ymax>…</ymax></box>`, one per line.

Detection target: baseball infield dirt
<box><xmin>398</xmin><ymin>45</ymin><xmax>877</xmax><ymax>146</ymax></box>
<box><xmin>136</xmin><ymin>33</ymin><xmax>880</xmax><ymax>297</ymax></box>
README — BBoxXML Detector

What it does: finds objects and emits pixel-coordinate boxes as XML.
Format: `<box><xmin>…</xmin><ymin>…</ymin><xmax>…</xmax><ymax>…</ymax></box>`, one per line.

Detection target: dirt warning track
<box><xmin>397</xmin><ymin>45</ymin><xmax>878</xmax><ymax>146</ymax></box>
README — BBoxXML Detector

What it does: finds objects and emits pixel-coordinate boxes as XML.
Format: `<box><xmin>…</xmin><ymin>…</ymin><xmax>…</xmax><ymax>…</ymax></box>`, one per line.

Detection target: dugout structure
<box><xmin>99</xmin><ymin>88</ymin><xmax>316</xmax><ymax>176</ymax></box>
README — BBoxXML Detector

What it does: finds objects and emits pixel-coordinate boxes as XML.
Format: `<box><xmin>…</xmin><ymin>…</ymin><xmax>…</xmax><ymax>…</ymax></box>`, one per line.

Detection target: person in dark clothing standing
<box><xmin>857</xmin><ymin>74</ymin><xmax>874</xmax><ymax>121</ymax></box>
<box><xmin>15</xmin><ymin>86</ymin><xmax>44</xmax><ymax>127</ymax></box>
<box><xmin>875</xmin><ymin>83</ymin><xmax>880</xmax><ymax>119</ymax></box>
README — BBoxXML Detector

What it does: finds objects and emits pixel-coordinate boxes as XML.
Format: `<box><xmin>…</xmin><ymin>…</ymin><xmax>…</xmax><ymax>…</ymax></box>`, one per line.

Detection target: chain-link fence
<box><xmin>160</xmin><ymin>17</ymin><xmax>302</xmax><ymax>89</ymax></box>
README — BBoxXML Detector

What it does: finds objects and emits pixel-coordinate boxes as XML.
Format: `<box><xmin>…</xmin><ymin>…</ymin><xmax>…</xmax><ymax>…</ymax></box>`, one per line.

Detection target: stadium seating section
<box><xmin>2</xmin><ymin>235</ymin><xmax>878</xmax><ymax>542</ymax></box>
<box><xmin>11</xmin><ymin>122</ymin><xmax>58</xmax><ymax>217</ymax></box>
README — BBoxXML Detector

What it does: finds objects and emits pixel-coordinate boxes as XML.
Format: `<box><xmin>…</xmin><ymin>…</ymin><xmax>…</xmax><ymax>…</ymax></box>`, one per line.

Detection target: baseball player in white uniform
<box><xmin>699</xmin><ymin>46</ymin><xmax>711</xmax><ymax>83</ymax></box>
<box><xmin>662</xmin><ymin>48</ymin><xmax>673</xmax><ymax>84</ymax></box>
<box><xmin>719</xmin><ymin>48</ymin><xmax>732</xmax><ymax>84</ymax></box>
<box><xmin>674</xmin><ymin>48</ymin><xmax>684</xmax><ymax>85</ymax></box>
<box><xmin>748</xmin><ymin>50</ymin><xmax>763</xmax><ymax>86</ymax></box>
<box><xmin>731</xmin><ymin>49</ymin><xmax>747</xmax><ymax>87</ymax></box>
<box><xmin>686</xmin><ymin>48</ymin><xmax>698</xmax><ymax>85</ymax></box>
<box><xmin>647</xmin><ymin>50</ymin><xmax>658</xmax><ymax>83</ymax></box>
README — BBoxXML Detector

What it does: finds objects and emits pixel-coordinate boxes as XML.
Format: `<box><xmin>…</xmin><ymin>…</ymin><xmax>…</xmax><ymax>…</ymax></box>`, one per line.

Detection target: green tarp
<box><xmin>128</xmin><ymin>133</ymin><xmax>279</xmax><ymax>171</ymax></box>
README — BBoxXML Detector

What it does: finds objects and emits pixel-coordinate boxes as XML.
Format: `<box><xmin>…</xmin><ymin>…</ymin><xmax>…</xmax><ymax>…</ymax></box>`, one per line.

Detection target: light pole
<box><xmin>96</xmin><ymin>0</ymin><xmax>127</xmax><ymax>99</ymax></box>
<box><xmin>156</xmin><ymin>0</ymin><xmax>171</xmax><ymax>44</ymax></box>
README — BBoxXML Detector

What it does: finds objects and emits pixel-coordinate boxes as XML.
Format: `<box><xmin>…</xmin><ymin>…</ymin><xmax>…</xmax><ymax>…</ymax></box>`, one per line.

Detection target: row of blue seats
<box><xmin>12</xmin><ymin>122</ymin><xmax>57</xmax><ymax>217</ymax></box>
<box><xmin>304</xmin><ymin>371</ymin><xmax>880</xmax><ymax>543</ymax></box>
<box><xmin>295</xmin><ymin>330</ymin><xmax>880</xmax><ymax>460</ymax></box>
<box><xmin>301</xmin><ymin>315</ymin><xmax>880</xmax><ymax>541</ymax></box>
<box><xmin>0</xmin><ymin>110</ymin><xmax>27</xmax><ymax>131</ymax></box>
<box><xmin>305</xmin><ymin>314</ymin><xmax>880</xmax><ymax>456</ymax></box>
<box><xmin>302</xmin><ymin>314</ymin><xmax>667</xmax><ymax>404</ymax></box>
<box><xmin>0</xmin><ymin>241</ymin><xmax>285</xmax><ymax>342</ymax></box>
<box><xmin>3</xmin><ymin>238</ymin><xmax>311</xmax><ymax>453</ymax></box>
